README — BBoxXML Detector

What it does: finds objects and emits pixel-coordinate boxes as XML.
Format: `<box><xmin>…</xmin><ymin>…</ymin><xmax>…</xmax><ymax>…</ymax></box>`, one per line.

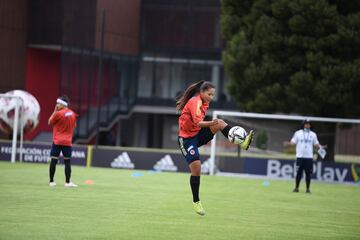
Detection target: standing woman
<box><xmin>48</xmin><ymin>95</ymin><xmax>78</xmax><ymax>187</ymax></box>
<box><xmin>283</xmin><ymin>119</ymin><xmax>324</xmax><ymax>193</ymax></box>
<box><xmin>177</xmin><ymin>80</ymin><xmax>254</xmax><ymax>215</ymax></box>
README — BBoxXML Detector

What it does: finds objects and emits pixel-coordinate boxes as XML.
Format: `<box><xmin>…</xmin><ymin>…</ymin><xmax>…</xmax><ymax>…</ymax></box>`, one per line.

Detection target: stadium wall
<box><xmin>96</xmin><ymin>0</ymin><xmax>141</xmax><ymax>55</ymax></box>
<box><xmin>25</xmin><ymin>48</ymin><xmax>61</xmax><ymax>140</ymax></box>
<box><xmin>0</xmin><ymin>0</ymin><xmax>27</xmax><ymax>93</ymax></box>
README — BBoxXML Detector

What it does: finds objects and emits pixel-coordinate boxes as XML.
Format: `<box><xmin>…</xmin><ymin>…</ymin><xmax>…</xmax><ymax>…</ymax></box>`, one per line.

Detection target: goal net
<box><xmin>0</xmin><ymin>94</ymin><xmax>24</xmax><ymax>163</ymax></box>
<box><xmin>207</xmin><ymin>110</ymin><xmax>360</xmax><ymax>176</ymax></box>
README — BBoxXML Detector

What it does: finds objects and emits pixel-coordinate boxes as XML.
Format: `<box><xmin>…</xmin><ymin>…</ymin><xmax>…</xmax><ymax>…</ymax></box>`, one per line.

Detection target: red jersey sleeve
<box><xmin>49</xmin><ymin>111</ymin><xmax>61</xmax><ymax>126</ymax></box>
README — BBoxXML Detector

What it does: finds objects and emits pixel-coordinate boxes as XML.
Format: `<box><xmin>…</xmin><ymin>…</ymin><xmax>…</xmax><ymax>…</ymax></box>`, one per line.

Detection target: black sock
<box><xmin>221</xmin><ymin>125</ymin><xmax>232</xmax><ymax>138</ymax></box>
<box><xmin>64</xmin><ymin>159</ymin><xmax>72</xmax><ymax>183</ymax></box>
<box><xmin>190</xmin><ymin>175</ymin><xmax>200</xmax><ymax>202</ymax></box>
<box><xmin>305</xmin><ymin>172</ymin><xmax>311</xmax><ymax>190</ymax></box>
<box><xmin>49</xmin><ymin>158</ymin><xmax>58</xmax><ymax>182</ymax></box>
<box><xmin>295</xmin><ymin>171</ymin><xmax>302</xmax><ymax>189</ymax></box>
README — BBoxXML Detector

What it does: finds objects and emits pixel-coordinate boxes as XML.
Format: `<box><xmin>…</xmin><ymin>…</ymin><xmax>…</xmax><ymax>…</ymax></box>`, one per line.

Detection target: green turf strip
<box><xmin>0</xmin><ymin>162</ymin><xmax>359</xmax><ymax>240</ymax></box>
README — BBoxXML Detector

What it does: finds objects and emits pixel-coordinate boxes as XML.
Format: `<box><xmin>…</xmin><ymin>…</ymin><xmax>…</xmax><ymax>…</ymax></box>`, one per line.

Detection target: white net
<box><xmin>208</xmin><ymin>111</ymin><xmax>360</xmax><ymax>175</ymax></box>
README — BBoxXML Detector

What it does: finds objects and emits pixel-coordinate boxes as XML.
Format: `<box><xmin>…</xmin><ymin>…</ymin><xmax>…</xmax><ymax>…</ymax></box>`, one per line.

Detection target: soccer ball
<box><xmin>0</xmin><ymin>90</ymin><xmax>40</xmax><ymax>134</ymax></box>
<box><xmin>228</xmin><ymin>126</ymin><xmax>247</xmax><ymax>144</ymax></box>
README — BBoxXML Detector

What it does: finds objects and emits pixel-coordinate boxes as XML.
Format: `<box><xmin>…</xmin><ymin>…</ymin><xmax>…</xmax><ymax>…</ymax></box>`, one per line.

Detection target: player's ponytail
<box><xmin>176</xmin><ymin>80</ymin><xmax>214</xmax><ymax>112</ymax></box>
<box><xmin>176</xmin><ymin>81</ymin><xmax>204</xmax><ymax>112</ymax></box>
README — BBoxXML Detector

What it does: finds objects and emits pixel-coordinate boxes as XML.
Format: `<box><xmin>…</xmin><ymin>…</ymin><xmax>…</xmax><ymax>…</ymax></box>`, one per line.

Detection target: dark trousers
<box><xmin>295</xmin><ymin>158</ymin><xmax>313</xmax><ymax>189</ymax></box>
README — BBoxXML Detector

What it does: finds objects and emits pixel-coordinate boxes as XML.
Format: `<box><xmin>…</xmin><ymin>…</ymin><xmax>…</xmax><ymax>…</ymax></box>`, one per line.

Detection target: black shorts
<box><xmin>50</xmin><ymin>143</ymin><xmax>72</xmax><ymax>159</ymax></box>
<box><xmin>178</xmin><ymin>127</ymin><xmax>214</xmax><ymax>164</ymax></box>
<box><xmin>296</xmin><ymin>158</ymin><xmax>313</xmax><ymax>173</ymax></box>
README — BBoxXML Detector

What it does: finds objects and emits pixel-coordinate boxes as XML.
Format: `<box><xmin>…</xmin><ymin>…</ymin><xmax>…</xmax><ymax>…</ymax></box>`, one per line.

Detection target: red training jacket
<box><xmin>49</xmin><ymin>108</ymin><xmax>77</xmax><ymax>146</ymax></box>
<box><xmin>178</xmin><ymin>95</ymin><xmax>208</xmax><ymax>138</ymax></box>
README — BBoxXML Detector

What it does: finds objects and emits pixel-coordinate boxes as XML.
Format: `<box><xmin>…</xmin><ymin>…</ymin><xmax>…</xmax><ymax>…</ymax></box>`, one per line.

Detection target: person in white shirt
<box><xmin>283</xmin><ymin>119</ymin><xmax>323</xmax><ymax>193</ymax></box>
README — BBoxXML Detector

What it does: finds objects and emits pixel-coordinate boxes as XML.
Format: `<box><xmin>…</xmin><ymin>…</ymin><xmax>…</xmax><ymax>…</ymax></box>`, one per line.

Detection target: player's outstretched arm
<box><xmin>283</xmin><ymin>141</ymin><xmax>295</xmax><ymax>147</ymax></box>
<box><xmin>198</xmin><ymin>120</ymin><xmax>217</xmax><ymax>128</ymax></box>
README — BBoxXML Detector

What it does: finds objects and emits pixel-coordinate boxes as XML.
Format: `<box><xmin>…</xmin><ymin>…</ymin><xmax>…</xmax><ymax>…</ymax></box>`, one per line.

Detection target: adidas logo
<box><xmin>153</xmin><ymin>154</ymin><xmax>178</xmax><ymax>172</ymax></box>
<box><xmin>111</xmin><ymin>152</ymin><xmax>135</xmax><ymax>169</ymax></box>
<box><xmin>201</xmin><ymin>158</ymin><xmax>210</xmax><ymax>174</ymax></box>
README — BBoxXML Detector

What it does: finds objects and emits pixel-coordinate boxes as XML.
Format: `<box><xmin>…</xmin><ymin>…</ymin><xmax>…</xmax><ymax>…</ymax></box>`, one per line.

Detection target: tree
<box><xmin>222</xmin><ymin>0</ymin><xmax>360</xmax><ymax>117</ymax></box>
<box><xmin>221</xmin><ymin>0</ymin><xmax>360</xmax><ymax>160</ymax></box>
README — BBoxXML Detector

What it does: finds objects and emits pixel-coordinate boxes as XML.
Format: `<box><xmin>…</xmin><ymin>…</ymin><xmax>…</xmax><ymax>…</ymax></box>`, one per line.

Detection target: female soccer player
<box><xmin>177</xmin><ymin>80</ymin><xmax>254</xmax><ymax>215</ymax></box>
<box><xmin>48</xmin><ymin>95</ymin><xmax>78</xmax><ymax>187</ymax></box>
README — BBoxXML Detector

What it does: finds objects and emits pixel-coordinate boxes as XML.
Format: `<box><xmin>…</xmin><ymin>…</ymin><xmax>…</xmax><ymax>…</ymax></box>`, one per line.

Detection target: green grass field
<box><xmin>0</xmin><ymin>161</ymin><xmax>359</xmax><ymax>240</ymax></box>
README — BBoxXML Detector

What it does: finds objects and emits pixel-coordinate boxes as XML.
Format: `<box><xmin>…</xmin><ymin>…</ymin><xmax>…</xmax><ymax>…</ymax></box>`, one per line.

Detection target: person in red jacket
<box><xmin>48</xmin><ymin>95</ymin><xmax>78</xmax><ymax>187</ymax></box>
<box><xmin>177</xmin><ymin>80</ymin><xmax>254</xmax><ymax>215</ymax></box>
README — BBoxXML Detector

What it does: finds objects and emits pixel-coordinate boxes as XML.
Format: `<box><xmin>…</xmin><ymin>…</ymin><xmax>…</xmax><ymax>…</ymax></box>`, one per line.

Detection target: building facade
<box><xmin>0</xmin><ymin>0</ymin><xmax>239</xmax><ymax>149</ymax></box>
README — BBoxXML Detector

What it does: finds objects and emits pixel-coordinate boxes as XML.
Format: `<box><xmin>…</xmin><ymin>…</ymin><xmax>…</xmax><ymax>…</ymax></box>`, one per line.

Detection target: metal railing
<box><xmin>60</xmin><ymin>46</ymin><xmax>138</xmax><ymax>141</ymax></box>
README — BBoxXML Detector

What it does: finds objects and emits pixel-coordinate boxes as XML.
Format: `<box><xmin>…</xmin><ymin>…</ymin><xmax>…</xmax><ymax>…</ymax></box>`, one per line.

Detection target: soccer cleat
<box><xmin>240</xmin><ymin>130</ymin><xmax>254</xmax><ymax>150</ymax></box>
<box><xmin>306</xmin><ymin>189</ymin><xmax>311</xmax><ymax>194</ymax></box>
<box><xmin>65</xmin><ymin>182</ymin><xmax>78</xmax><ymax>188</ymax></box>
<box><xmin>293</xmin><ymin>188</ymin><xmax>299</xmax><ymax>193</ymax></box>
<box><xmin>49</xmin><ymin>182</ymin><xmax>56</xmax><ymax>187</ymax></box>
<box><xmin>193</xmin><ymin>201</ymin><xmax>205</xmax><ymax>216</ymax></box>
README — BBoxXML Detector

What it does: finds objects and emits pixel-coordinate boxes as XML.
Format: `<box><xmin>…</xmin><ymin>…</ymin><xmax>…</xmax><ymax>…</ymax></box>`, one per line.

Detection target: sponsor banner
<box><xmin>200</xmin><ymin>156</ymin><xmax>243</xmax><ymax>174</ymax></box>
<box><xmin>92</xmin><ymin>148</ymin><xmax>189</xmax><ymax>172</ymax></box>
<box><xmin>217</xmin><ymin>156</ymin><xmax>243</xmax><ymax>173</ymax></box>
<box><xmin>0</xmin><ymin>141</ymin><xmax>87</xmax><ymax>166</ymax></box>
<box><xmin>243</xmin><ymin>157</ymin><xmax>357</xmax><ymax>183</ymax></box>
<box><xmin>92</xmin><ymin>147</ymin><xmax>241</xmax><ymax>174</ymax></box>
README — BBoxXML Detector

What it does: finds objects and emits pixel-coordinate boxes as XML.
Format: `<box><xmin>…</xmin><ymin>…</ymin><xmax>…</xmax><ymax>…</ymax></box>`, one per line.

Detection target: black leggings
<box><xmin>49</xmin><ymin>158</ymin><xmax>72</xmax><ymax>183</ymax></box>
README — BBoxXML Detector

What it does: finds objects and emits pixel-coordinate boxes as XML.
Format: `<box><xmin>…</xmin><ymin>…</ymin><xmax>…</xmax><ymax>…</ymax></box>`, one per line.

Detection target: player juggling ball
<box><xmin>176</xmin><ymin>80</ymin><xmax>254</xmax><ymax>216</ymax></box>
<box><xmin>48</xmin><ymin>95</ymin><xmax>78</xmax><ymax>188</ymax></box>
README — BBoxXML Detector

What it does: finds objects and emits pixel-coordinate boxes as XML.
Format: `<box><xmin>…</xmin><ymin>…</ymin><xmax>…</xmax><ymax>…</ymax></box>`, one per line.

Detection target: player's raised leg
<box><xmin>241</xmin><ymin>130</ymin><xmax>254</xmax><ymax>150</ymax></box>
<box><xmin>209</xmin><ymin>119</ymin><xmax>254</xmax><ymax>150</ymax></box>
